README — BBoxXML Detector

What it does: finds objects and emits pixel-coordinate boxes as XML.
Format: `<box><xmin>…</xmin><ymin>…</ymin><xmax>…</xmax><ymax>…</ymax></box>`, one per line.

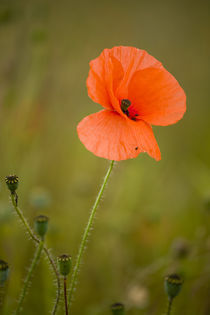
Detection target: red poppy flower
<box><xmin>77</xmin><ymin>46</ymin><xmax>186</xmax><ymax>161</ymax></box>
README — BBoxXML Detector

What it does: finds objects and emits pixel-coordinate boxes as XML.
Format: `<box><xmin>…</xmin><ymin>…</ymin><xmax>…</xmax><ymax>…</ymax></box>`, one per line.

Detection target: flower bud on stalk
<box><xmin>58</xmin><ymin>255</ymin><xmax>72</xmax><ymax>315</ymax></box>
<box><xmin>5</xmin><ymin>175</ymin><xmax>19</xmax><ymax>205</ymax></box>
<box><xmin>164</xmin><ymin>274</ymin><xmax>183</xmax><ymax>315</ymax></box>
<box><xmin>111</xmin><ymin>303</ymin><xmax>125</xmax><ymax>315</ymax></box>
<box><xmin>34</xmin><ymin>215</ymin><xmax>49</xmax><ymax>240</ymax></box>
<box><xmin>5</xmin><ymin>175</ymin><xmax>19</xmax><ymax>193</ymax></box>
<box><xmin>57</xmin><ymin>255</ymin><xmax>72</xmax><ymax>277</ymax></box>
<box><xmin>164</xmin><ymin>274</ymin><xmax>183</xmax><ymax>299</ymax></box>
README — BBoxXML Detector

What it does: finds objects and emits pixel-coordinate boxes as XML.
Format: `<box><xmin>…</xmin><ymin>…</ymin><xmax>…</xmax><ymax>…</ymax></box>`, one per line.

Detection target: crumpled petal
<box><xmin>110</xmin><ymin>46</ymin><xmax>162</xmax><ymax>95</ymax></box>
<box><xmin>77</xmin><ymin>110</ymin><xmax>161</xmax><ymax>161</ymax></box>
<box><xmin>87</xmin><ymin>51</ymin><xmax>124</xmax><ymax>111</ymax></box>
<box><xmin>128</xmin><ymin>68</ymin><xmax>186</xmax><ymax>126</ymax></box>
<box><xmin>87</xmin><ymin>46</ymin><xmax>167</xmax><ymax>116</ymax></box>
<box><xmin>86</xmin><ymin>56</ymin><xmax>112</xmax><ymax>110</ymax></box>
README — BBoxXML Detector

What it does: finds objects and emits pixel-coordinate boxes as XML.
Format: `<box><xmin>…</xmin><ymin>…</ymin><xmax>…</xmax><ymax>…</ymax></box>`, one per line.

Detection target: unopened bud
<box><xmin>34</xmin><ymin>215</ymin><xmax>49</xmax><ymax>239</ymax></box>
<box><xmin>5</xmin><ymin>175</ymin><xmax>19</xmax><ymax>194</ymax></box>
<box><xmin>164</xmin><ymin>274</ymin><xmax>183</xmax><ymax>300</ymax></box>
<box><xmin>57</xmin><ymin>254</ymin><xmax>72</xmax><ymax>277</ymax></box>
<box><xmin>111</xmin><ymin>303</ymin><xmax>125</xmax><ymax>315</ymax></box>
<box><xmin>0</xmin><ymin>260</ymin><xmax>9</xmax><ymax>285</ymax></box>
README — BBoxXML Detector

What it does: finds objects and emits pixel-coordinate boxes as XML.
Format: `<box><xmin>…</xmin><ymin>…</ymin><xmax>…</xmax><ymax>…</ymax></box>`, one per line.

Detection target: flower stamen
<box><xmin>121</xmin><ymin>99</ymin><xmax>131</xmax><ymax>116</ymax></box>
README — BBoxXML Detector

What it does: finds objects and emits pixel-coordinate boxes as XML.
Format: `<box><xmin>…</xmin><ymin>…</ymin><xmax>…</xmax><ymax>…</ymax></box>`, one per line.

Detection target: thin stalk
<box><xmin>0</xmin><ymin>285</ymin><xmax>5</xmax><ymax>313</ymax></box>
<box><xmin>42</xmin><ymin>245</ymin><xmax>61</xmax><ymax>314</ymax></box>
<box><xmin>68</xmin><ymin>160</ymin><xmax>115</xmax><ymax>309</ymax></box>
<box><xmin>64</xmin><ymin>277</ymin><xmax>68</xmax><ymax>315</ymax></box>
<box><xmin>15</xmin><ymin>240</ymin><xmax>44</xmax><ymax>314</ymax></box>
<box><xmin>11</xmin><ymin>194</ymin><xmax>39</xmax><ymax>244</ymax></box>
<box><xmin>166</xmin><ymin>298</ymin><xmax>173</xmax><ymax>315</ymax></box>
<box><xmin>10</xmin><ymin>194</ymin><xmax>61</xmax><ymax>315</ymax></box>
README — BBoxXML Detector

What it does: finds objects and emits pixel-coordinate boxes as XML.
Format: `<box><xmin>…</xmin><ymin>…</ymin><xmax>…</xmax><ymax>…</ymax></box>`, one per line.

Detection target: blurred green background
<box><xmin>0</xmin><ymin>0</ymin><xmax>210</xmax><ymax>314</ymax></box>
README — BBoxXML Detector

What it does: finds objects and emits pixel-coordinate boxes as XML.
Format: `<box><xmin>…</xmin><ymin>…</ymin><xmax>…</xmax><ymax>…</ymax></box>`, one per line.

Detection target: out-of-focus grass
<box><xmin>0</xmin><ymin>0</ymin><xmax>210</xmax><ymax>314</ymax></box>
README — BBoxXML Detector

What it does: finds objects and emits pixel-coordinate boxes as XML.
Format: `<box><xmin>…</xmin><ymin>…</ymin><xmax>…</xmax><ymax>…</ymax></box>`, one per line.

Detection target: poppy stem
<box><xmin>15</xmin><ymin>240</ymin><xmax>44</xmax><ymax>314</ymax></box>
<box><xmin>64</xmin><ymin>276</ymin><xmax>68</xmax><ymax>315</ymax></box>
<box><xmin>10</xmin><ymin>194</ymin><xmax>61</xmax><ymax>315</ymax></box>
<box><xmin>68</xmin><ymin>160</ymin><xmax>115</xmax><ymax>310</ymax></box>
<box><xmin>166</xmin><ymin>298</ymin><xmax>173</xmax><ymax>315</ymax></box>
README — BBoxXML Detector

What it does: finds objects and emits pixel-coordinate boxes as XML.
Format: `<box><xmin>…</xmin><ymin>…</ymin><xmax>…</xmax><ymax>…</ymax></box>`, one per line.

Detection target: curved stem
<box><xmin>11</xmin><ymin>194</ymin><xmax>39</xmax><ymax>244</ymax></box>
<box><xmin>68</xmin><ymin>160</ymin><xmax>115</xmax><ymax>310</ymax></box>
<box><xmin>64</xmin><ymin>277</ymin><xmax>68</xmax><ymax>315</ymax></box>
<box><xmin>166</xmin><ymin>298</ymin><xmax>173</xmax><ymax>315</ymax></box>
<box><xmin>15</xmin><ymin>240</ymin><xmax>44</xmax><ymax>314</ymax></box>
<box><xmin>10</xmin><ymin>194</ymin><xmax>61</xmax><ymax>315</ymax></box>
<box><xmin>42</xmin><ymin>245</ymin><xmax>61</xmax><ymax>314</ymax></box>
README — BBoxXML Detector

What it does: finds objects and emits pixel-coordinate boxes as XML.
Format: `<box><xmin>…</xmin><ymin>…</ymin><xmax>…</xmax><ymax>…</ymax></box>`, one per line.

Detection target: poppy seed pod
<box><xmin>34</xmin><ymin>215</ymin><xmax>49</xmax><ymax>238</ymax></box>
<box><xmin>111</xmin><ymin>303</ymin><xmax>125</xmax><ymax>315</ymax></box>
<box><xmin>164</xmin><ymin>274</ymin><xmax>183</xmax><ymax>300</ymax></box>
<box><xmin>5</xmin><ymin>175</ymin><xmax>19</xmax><ymax>194</ymax></box>
<box><xmin>57</xmin><ymin>255</ymin><xmax>72</xmax><ymax>277</ymax></box>
<box><xmin>0</xmin><ymin>260</ymin><xmax>9</xmax><ymax>285</ymax></box>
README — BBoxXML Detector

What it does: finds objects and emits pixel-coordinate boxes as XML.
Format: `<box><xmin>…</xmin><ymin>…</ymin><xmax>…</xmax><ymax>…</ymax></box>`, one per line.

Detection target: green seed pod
<box><xmin>164</xmin><ymin>274</ymin><xmax>183</xmax><ymax>300</ymax></box>
<box><xmin>111</xmin><ymin>303</ymin><xmax>125</xmax><ymax>315</ymax></box>
<box><xmin>5</xmin><ymin>175</ymin><xmax>19</xmax><ymax>194</ymax></box>
<box><xmin>34</xmin><ymin>215</ymin><xmax>49</xmax><ymax>238</ymax></box>
<box><xmin>57</xmin><ymin>255</ymin><xmax>72</xmax><ymax>277</ymax></box>
<box><xmin>0</xmin><ymin>260</ymin><xmax>9</xmax><ymax>285</ymax></box>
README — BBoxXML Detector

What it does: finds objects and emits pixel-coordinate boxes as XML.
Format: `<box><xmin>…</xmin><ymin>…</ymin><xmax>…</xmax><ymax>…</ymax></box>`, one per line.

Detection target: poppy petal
<box><xmin>104</xmin><ymin>55</ymin><xmax>124</xmax><ymax>113</ymax></box>
<box><xmin>110</xmin><ymin>46</ymin><xmax>162</xmax><ymax>99</ymax></box>
<box><xmin>87</xmin><ymin>52</ymin><xmax>124</xmax><ymax>111</ymax></box>
<box><xmin>77</xmin><ymin>110</ymin><xmax>161</xmax><ymax>161</ymax></box>
<box><xmin>128</xmin><ymin>67</ymin><xmax>186</xmax><ymax>126</ymax></box>
<box><xmin>87</xmin><ymin>58</ymin><xmax>112</xmax><ymax>110</ymax></box>
<box><xmin>111</xmin><ymin>46</ymin><xmax>160</xmax><ymax>82</ymax></box>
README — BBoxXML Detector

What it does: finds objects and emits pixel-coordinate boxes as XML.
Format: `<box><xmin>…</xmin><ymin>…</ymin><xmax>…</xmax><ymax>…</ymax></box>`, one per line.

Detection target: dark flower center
<box><xmin>121</xmin><ymin>99</ymin><xmax>131</xmax><ymax>115</ymax></box>
<box><xmin>121</xmin><ymin>99</ymin><xmax>139</xmax><ymax>120</ymax></box>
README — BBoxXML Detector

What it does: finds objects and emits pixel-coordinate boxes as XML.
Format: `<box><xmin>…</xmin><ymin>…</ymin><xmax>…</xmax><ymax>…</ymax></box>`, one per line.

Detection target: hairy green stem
<box><xmin>64</xmin><ymin>277</ymin><xmax>68</xmax><ymax>315</ymax></box>
<box><xmin>11</xmin><ymin>194</ymin><xmax>39</xmax><ymax>244</ymax></box>
<box><xmin>166</xmin><ymin>298</ymin><xmax>173</xmax><ymax>315</ymax></box>
<box><xmin>10</xmin><ymin>194</ymin><xmax>61</xmax><ymax>315</ymax></box>
<box><xmin>68</xmin><ymin>160</ymin><xmax>115</xmax><ymax>310</ymax></box>
<box><xmin>15</xmin><ymin>240</ymin><xmax>44</xmax><ymax>314</ymax></box>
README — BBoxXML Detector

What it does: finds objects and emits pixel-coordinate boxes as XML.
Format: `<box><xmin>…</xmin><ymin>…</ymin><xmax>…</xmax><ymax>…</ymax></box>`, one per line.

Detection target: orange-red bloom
<box><xmin>77</xmin><ymin>46</ymin><xmax>186</xmax><ymax>161</ymax></box>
